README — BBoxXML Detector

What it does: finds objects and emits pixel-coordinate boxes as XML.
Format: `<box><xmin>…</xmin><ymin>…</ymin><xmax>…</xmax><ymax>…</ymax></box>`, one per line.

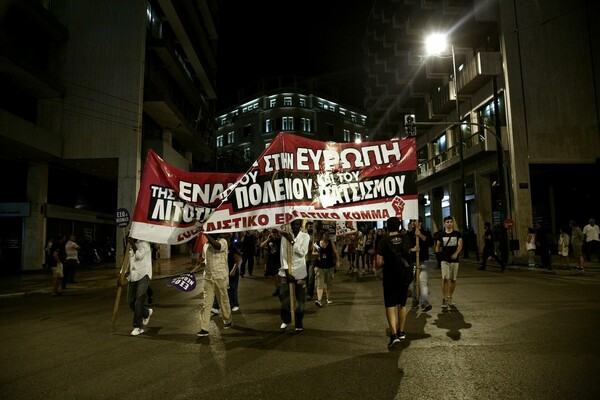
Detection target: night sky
<box><xmin>216</xmin><ymin>1</ymin><xmax>374</xmax><ymax>112</ymax></box>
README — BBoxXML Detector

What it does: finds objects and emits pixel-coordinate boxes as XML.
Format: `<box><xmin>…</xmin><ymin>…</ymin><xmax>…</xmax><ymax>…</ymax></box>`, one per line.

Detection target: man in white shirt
<box><xmin>126</xmin><ymin>235</ymin><xmax>153</xmax><ymax>336</ymax></box>
<box><xmin>197</xmin><ymin>233</ymin><xmax>233</xmax><ymax>337</ymax></box>
<box><xmin>278</xmin><ymin>219</ymin><xmax>310</xmax><ymax>332</ymax></box>
<box><xmin>63</xmin><ymin>235</ymin><xmax>80</xmax><ymax>289</ymax></box>
<box><xmin>583</xmin><ymin>219</ymin><xmax>600</xmax><ymax>262</ymax></box>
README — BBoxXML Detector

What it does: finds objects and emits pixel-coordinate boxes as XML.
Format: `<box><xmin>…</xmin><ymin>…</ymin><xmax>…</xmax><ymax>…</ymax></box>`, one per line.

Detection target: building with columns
<box><xmin>0</xmin><ymin>0</ymin><xmax>218</xmax><ymax>272</ymax></box>
<box><xmin>364</xmin><ymin>0</ymin><xmax>600</xmax><ymax>256</ymax></box>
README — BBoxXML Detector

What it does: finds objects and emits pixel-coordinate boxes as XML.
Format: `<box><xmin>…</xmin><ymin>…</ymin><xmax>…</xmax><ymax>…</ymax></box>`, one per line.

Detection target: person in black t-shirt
<box><xmin>479</xmin><ymin>222</ymin><xmax>505</xmax><ymax>271</ymax></box>
<box><xmin>435</xmin><ymin>216</ymin><xmax>463</xmax><ymax>309</ymax></box>
<box><xmin>377</xmin><ymin>216</ymin><xmax>413</xmax><ymax>348</ymax></box>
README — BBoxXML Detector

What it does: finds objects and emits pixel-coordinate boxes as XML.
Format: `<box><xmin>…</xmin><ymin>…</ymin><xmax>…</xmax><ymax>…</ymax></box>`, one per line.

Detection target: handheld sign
<box><xmin>168</xmin><ymin>273</ymin><xmax>197</xmax><ymax>292</ymax></box>
<box><xmin>115</xmin><ymin>208</ymin><xmax>130</xmax><ymax>228</ymax></box>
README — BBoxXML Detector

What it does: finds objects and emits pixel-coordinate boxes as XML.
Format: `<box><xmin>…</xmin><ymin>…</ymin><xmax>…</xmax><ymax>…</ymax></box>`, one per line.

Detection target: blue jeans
<box><xmin>412</xmin><ymin>261</ymin><xmax>430</xmax><ymax>307</ymax></box>
<box><xmin>127</xmin><ymin>275</ymin><xmax>151</xmax><ymax>328</ymax></box>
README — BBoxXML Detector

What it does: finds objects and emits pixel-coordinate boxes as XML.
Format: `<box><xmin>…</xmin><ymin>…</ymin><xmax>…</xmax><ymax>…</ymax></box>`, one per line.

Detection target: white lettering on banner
<box><xmin>150</xmin><ymin>186</ymin><xmax>177</xmax><ymax>200</ymax></box>
<box><xmin>285</xmin><ymin>142</ymin><xmax>402</xmax><ymax>171</ymax></box>
<box><xmin>235</xmin><ymin>178</ymin><xmax>313</xmax><ymax>208</ymax></box>
<box><xmin>318</xmin><ymin>175</ymin><xmax>406</xmax><ymax>208</ymax></box>
<box><xmin>178</xmin><ymin>181</ymin><xmax>232</xmax><ymax>204</ymax></box>
<box><xmin>150</xmin><ymin>199</ymin><xmax>214</xmax><ymax>224</ymax></box>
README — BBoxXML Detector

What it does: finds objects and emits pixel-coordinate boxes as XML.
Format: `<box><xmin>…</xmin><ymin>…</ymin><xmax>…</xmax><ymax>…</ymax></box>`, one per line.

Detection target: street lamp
<box><xmin>425</xmin><ymin>33</ymin><xmax>467</xmax><ymax>234</ymax></box>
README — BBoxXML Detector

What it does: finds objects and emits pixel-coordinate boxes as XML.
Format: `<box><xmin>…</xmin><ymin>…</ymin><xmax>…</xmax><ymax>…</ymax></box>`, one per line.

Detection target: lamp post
<box><xmin>426</xmin><ymin>34</ymin><xmax>467</xmax><ymax>234</ymax></box>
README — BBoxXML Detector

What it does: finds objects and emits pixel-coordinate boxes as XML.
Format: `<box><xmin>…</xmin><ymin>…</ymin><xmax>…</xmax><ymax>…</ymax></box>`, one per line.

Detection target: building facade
<box><xmin>364</xmin><ymin>0</ymin><xmax>600</xmax><ymax>256</ymax></box>
<box><xmin>0</xmin><ymin>0</ymin><xmax>218</xmax><ymax>272</ymax></box>
<box><xmin>215</xmin><ymin>80</ymin><xmax>368</xmax><ymax>173</ymax></box>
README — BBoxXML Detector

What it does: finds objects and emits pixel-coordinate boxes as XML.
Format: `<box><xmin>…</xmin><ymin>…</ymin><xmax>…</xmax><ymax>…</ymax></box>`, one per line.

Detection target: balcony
<box><xmin>457</xmin><ymin>52</ymin><xmax>502</xmax><ymax>94</ymax></box>
<box><xmin>429</xmin><ymin>81</ymin><xmax>456</xmax><ymax>116</ymax></box>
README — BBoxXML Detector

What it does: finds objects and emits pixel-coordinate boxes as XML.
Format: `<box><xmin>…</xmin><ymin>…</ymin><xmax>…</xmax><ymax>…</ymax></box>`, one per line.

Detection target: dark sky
<box><xmin>216</xmin><ymin>1</ymin><xmax>374</xmax><ymax>112</ymax></box>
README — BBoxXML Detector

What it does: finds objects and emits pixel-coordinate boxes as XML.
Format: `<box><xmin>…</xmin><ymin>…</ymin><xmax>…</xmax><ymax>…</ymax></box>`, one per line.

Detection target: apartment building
<box><xmin>215</xmin><ymin>78</ymin><xmax>368</xmax><ymax>173</ymax></box>
<box><xmin>364</xmin><ymin>0</ymin><xmax>600</xmax><ymax>255</ymax></box>
<box><xmin>0</xmin><ymin>0</ymin><xmax>218</xmax><ymax>272</ymax></box>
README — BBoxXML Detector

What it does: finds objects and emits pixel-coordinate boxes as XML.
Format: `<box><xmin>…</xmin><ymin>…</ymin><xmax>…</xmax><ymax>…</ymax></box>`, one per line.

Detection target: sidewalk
<box><xmin>0</xmin><ymin>255</ymin><xmax>194</xmax><ymax>298</ymax></box>
<box><xmin>1</xmin><ymin>253</ymin><xmax>598</xmax><ymax>299</ymax></box>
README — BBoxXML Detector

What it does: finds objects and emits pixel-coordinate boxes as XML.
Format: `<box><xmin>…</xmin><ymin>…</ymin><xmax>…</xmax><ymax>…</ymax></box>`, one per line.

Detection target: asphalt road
<box><xmin>1</xmin><ymin>264</ymin><xmax>599</xmax><ymax>400</ymax></box>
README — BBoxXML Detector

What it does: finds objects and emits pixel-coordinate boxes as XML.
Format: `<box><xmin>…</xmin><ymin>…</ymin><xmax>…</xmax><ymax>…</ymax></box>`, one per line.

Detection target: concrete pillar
<box><xmin>430</xmin><ymin>188</ymin><xmax>443</xmax><ymax>234</ymax></box>
<box><xmin>449</xmin><ymin>180</ymin><xmax>463</xmax><ymax>230</ymax></box>
<box><xmin>163</xmin><ymin>129</ymin><xmax>173</xmax><ymax>147</ymax></box>
<box><xmin>23</xmin><ymin>162</ymin><xmax>48</xmax><ymax>271</ymax></box>
<box><xmin>474</xmin><ymin>173</ymin><xmax>493</xmax><ymax>253</ymax></box>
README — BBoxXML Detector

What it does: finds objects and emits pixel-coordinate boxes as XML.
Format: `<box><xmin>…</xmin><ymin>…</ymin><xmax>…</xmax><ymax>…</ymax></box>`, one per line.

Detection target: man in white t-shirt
<box><xmin>583</xmin><ymin>219</ymin><xmax>600</xmax><ymax>262</ymax></box>
<box><xmin>63</xmin><ymin>235</ymin><xmax>80</xmax><ymax>289</ymax></box>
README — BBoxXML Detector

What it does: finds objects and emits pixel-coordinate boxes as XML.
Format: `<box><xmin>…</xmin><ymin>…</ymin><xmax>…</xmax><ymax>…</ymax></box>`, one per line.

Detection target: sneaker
<box><xmin>294</xmin><ymin>327</ymin><xmax>304</xmax><ymax>333</ymax></box>
<box><xmin>231</xmin><ymin>306</ymin><xmax>239</xmax><ymax>312</ymax></box>
<box><xmin>143</xmin><ymin>308</ymin><xmax>153</xmax><ymax>326</ymax></box>
<box><xmin>223</xmin><ymin>322</ymin><xmax>233</xmax><ymax>329</ymax></box>
<box><xmin>398</xmin><ymin>331</ymin><xmax>406</xmax><ymax>340</ymax></box>
<box><xmin>315</xmin><ymin>300</ymin><xmax>323</xmax><ymax>308</ymax></box>
<box><xmin>326</xmin><ymin>298</ymin><xmax>333</xmax><ymax>304</ymax></box>
<box><xmin>280</xmin><ymin>322</ymin><xmax>288</xmax><ymax>330</ymax></box>
<box><xmin>422</xmin><ymin>304</ymin><xmax>433</xmax><ymax>312</ymax></box>
<box><xmin>447</xmin><ymin>297</ymin><xmax>455</xmax><ymax>308</ymax></box>
<box><xmin>211</xmin><ymin>308</ymin><xmax>220</xmax><ymax>317</ymax></box>
<box><xmin>130</xmin><ymin>327</ymin><xmax>144</xmax><ymax>336</ymax></box>
<box><xmin>412</xmin><ymin>301</ymin><xmax>419</xmax><ymax>309</ymax></box>
<box><xmin>442</xmin><ymin>299</ymin><xmax>448</xmax><ymax>309</ymax></box>
<box><xmin>196</xmin><ymin>329</ymin><xmax>209</xmax><ymax>337</ymax></box>
<box><xmin>387</xmin><ymin>334</ymin><xmax>400</xmax><ymax>348</ymax></box>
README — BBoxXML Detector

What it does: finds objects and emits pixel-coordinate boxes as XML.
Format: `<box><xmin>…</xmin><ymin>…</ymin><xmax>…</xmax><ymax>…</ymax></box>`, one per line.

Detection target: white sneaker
<box><xmin>231</xmin><ymin>306</ymin><xmax>239</xmax><ymax>312</ymax></box>
<box><xmin>326</xmin><ymin>298</ymin><xmax>333</xmax><ymax>304</ymax></box>
<box><xmin>280</xmin><ymin>322</ymin><xmax>288</xmax><ymax>330</ymax></box>
<box><xmin>211</xmin><ymin>308</ymin><xmax>220</xmax><ymax>316</ymax></box>
<box><xmin>131</xmin><ymin>327</ymin><xmax>144</xmax><ymax>336</ymax></box>
<box><xmin>143</xmin><ymin>308</ymin><xmax>153</xmax><ymax>325</ymax></box>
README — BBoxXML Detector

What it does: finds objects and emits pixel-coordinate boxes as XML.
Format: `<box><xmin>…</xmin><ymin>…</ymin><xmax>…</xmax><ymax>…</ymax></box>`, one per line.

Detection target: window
<box><xmin>244</xmin><ymin>148</ymin><xmax>252</xmax><ymax>162</ymax></box>
<box><xmin>227</xmin><ymin>131</ymin><xmax>234</xmax><ymax>144</ymax></box>
<box><xmin>270</xmin><ymin>99</ymin><xmax>277</xmax><ymax>108</ymax></box>
<box><xmin>282</xmin><ymin>116</ymin><xmax>294</xmax><ymax>130</ymax></box>
<box><xmin>284</xmin><ymin>97</ymin><xmax>292</xmax><ymax>106</ymax></box>
<box><xmin>299</xmin><ymin>98</ymin><xmax>306</xmax><ymax>107</ymax></box>
<box><xmin>265</xmin><ymin>119</ymin><xmax>272</xmax><ymax>133</ymax></box>
<box><xmin>301</xmin><ymin>118</ymin><xmax>311</xmax><ymax>132</ymax></box>
<box><xmin>216</xmin><ymin>135</ymin><xmax>224</xmax><ymax>148</ymax></box>
<box><xmin>351</xmin><ymin>115</ymin><xmax>356</xmax><ymax>122</ymax></box>
<box><xmin>243</xmin><ymin>124</ymin><xmax>253</xmax><ymax>137</ymax></box>
<box><xmin>220</xmin><ymin>117</ymin><xmax>227</xmax><ymax>126</ymax></box>
<box><xmin>354</xmin><ymin>133</ymin><xmax>362</xmax><ymax>143</ymax></box>
<box><xmin>326</xmin><ymin>123</ymin><xmax>334</xmax><ymax>138</ymax></box>
<box><xmin>343</xmin><ymin>129</ymin><xmax>350</xmax><ymax>142</ymax></box>
<box><xmin>478</xmin><ymin>95</ymin><xmax>506</xmax><ymax>128</ymax></box>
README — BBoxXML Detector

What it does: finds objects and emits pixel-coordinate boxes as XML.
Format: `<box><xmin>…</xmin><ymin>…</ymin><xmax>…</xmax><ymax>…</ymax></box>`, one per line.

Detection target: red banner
<box><xmin>130</xmin><ymin>149</ymin><xmax>241</xmax><ymax>244</ymax></box>
<box><xmin>203</xmin><ymin>133</ymin><xmax>418</xmax><ymax>233</ymax></box>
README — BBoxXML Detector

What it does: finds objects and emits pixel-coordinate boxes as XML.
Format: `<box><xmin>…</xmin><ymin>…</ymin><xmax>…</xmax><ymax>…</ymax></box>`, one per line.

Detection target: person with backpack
<box><xmin>376</xmin><ymin>216</ymin><xmax>413</xmax><ymax>348</ymax></box>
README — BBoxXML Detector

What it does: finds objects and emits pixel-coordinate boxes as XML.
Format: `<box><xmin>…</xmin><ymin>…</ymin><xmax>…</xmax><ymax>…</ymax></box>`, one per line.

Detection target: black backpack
<box><xmin>388</xmin><ymin>235</ymin><xmax>414</xmax><ymax>285</ymax></box>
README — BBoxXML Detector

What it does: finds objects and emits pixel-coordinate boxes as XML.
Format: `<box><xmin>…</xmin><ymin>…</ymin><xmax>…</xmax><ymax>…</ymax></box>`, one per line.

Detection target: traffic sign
<box><xmin>115</xmin><ymin>208</ymin><xmax>130</xmax><ymax>228</ymax></box>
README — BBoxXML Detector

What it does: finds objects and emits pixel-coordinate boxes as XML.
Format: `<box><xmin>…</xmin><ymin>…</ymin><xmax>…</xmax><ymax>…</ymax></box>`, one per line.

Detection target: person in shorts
<box><xmin>435</xmin><ymin>216</ymin><xmax>463</xmax><ymax>309</ymax></box>
<box><xmin>376</xmin><ymin>216</ymin><xmax>413</xmax><ymax>348</ymax></box>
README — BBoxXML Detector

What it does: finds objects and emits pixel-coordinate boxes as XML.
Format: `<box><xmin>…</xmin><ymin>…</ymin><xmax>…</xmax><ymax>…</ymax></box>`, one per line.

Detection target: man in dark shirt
<box><xmin>479</xmin><ymin>222</ymin><xmax>505</xmax><ymax>271</ymax></box>
<box><xmin>435</xmin><ymin>216</ymin><xmax>463</xmax><ymax>309</ymax></box>
<box><xmin>377</xmin><ymin>216</ymin><xmax>413</xmax><ymax>348</ymax></box>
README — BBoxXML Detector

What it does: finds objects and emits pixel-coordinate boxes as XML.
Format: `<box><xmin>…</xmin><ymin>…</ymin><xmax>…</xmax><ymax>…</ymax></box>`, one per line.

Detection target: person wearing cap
<box><xmin>376</xmin><ymin>216</ymin><xmax>413</xmax><ymax>348</ymax></box>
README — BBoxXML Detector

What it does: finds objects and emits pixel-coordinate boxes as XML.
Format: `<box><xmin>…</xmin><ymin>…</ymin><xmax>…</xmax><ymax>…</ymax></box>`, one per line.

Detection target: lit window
<box><xmin>227</xmin><ymin>131</ymin><xmax>234</xmax><ymax>144</ymax></box>
<box><xmin>220</xmin><ymin>118</ymin><xmax>226</xmax><ymax>126</ymax></box>
<box><xmin>282</xmin><ymin>116</ymin><xmax>294</xmax><ymax>130</ymax></box>
<box><xmin>301</xmin><ymin>118</ymin><xmax>311</xmax><ymax>132</ymax></box>
<box><xmin>270</xmin><ymin>99</ymin><xmax>277</xmax><ymax>108</ymax></box>
<box><xmin>299</xmin><ymin>98</ymin><xmax>306</xmax><ymax>107</ymax></box>
<box><xmin>216</xmin><ymin>135</ymin><xmax>224</xmax><ymax>148</ymax></box>
<box><xmin>265</xmin><ymin>119</ymin><xmax>272</xmax><ymax>133</ymax></box>
<box><xmin>265</xmin><ymin>141</ymin><xmax>271</xmax><ymax>148</ymax></box>
<box><xmin>351</xmin><ymin>115</ymin><xmax>356</xmax><ymax>122</ymax></box>
<box><xmin>355</xmin><ymin>133</ymin><xmax>362</xmax><ymax>143</ymax></box>
<box><xmin>284</xmin><ymin>97</ymin><xmax>292</xmax><ymax>106</ymax></box>
<box><xmin>343</xmin><ymin>129</ymin><xmax>350</xmax><ymax>142</ymax></box>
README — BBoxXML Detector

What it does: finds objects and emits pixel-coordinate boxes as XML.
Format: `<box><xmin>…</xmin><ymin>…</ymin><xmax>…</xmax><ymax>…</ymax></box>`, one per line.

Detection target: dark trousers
<box><xmin>481</xmin><ymin>247</ymin><xmax>504</xmax><ymax>268</ymax></box>
<box><xmin>127</xmin><ymin>276</ymin><xmax>150</xmax><ymax>328</ymax></box>
<box><xmin>241</xmin><ymin>254</ymin><xmax>254</xmax><ymax>276</ymax></box>
<box><xmin>585</xmin><ymin>240</ymin><xmax>600</xmax><ymax>262</ymax></box>
<box><xmin>279</xmin><ymin>278</ymin><xmax>306</xmax><ymax>328</ymax></box>
<box><xmin>62</xmin><ymin>259</ymin><xmax>78</xmax><ymax>288</ymax></box>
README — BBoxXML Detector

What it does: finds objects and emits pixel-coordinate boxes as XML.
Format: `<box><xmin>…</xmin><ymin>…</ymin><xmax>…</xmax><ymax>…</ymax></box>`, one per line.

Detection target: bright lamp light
<box><xmin>425</xmin><ymin>33</ymin><xmax>448</xmax><ymax>56</ymax></box>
